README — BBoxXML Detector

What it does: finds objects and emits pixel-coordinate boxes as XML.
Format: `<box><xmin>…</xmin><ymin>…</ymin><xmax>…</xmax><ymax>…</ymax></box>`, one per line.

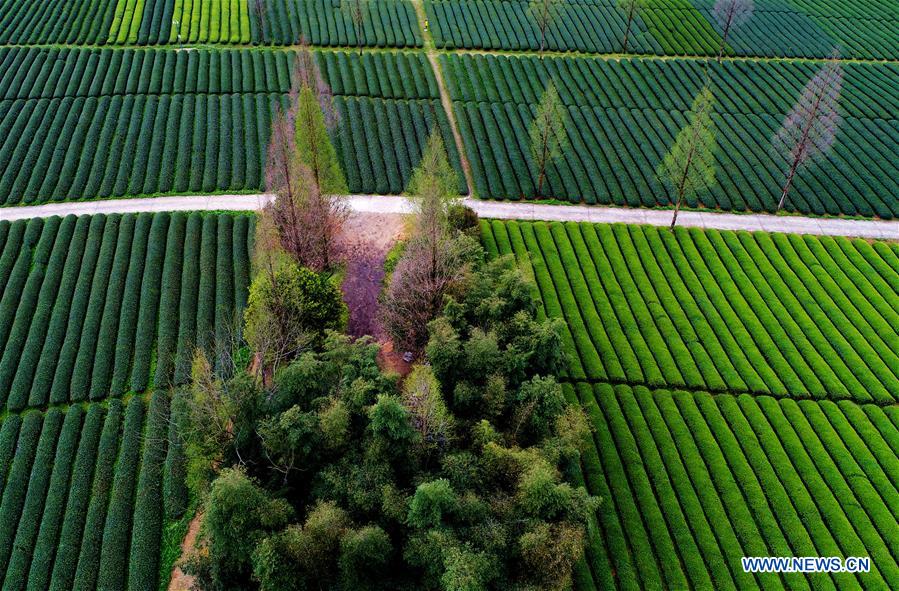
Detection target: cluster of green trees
<box><xmin>175</xmin><ymin>81</ymin><xmax>598</xmax><ymax>587</ymax></box>
<box><xmin>178</xmin><ymin>260</ymin><xmax>598</xmax><ymax>589</ymax></box>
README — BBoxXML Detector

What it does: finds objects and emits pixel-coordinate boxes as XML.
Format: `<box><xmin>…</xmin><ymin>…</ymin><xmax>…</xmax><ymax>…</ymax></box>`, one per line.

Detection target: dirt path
<box><xmin>167</xmin><ymin>511</ymin><xmax>203</xmax><ymax>591</ymax></box>
<box><xmin>340</xmin><ymin>211</ymin><xmax>409</xmax><ymax>342</ymax></box>
<box><xmin>410</xmin><ymin>0</ymin><xmax>476</xmax><ymax>197</ymax></box>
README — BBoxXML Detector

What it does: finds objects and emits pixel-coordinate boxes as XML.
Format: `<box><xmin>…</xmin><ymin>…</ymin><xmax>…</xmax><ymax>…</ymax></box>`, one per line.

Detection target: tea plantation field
<box><xmin>426</xmin><ymin>0</ymin><xmax>899</xmax><ymax>60</ymax></box>
<box><xmin>483</xmin><ymin>219</ymin><xmax>899</xmax><ymax>591</ymax></box>
<box><xmin>0</xmin><ymin>47</ymin><xmax>465</xmax><ymax>205</ymax></box>
<box><xmin>0</xmin><ymin>0</ymin><xmax>421</xmax><ymax>47</ymax></box>
<box><xmin>449</xmin><ymin>54</ymin><xmax>899</xmax><ymax>217</ymax></box>
<box><xmin>481</xmin><ymin>220</ymin><xmax>899</xmax><ymax>401</ymax></box>
<box><xmin>0</xmin><ymin>0</ymin><xmax>896</xmax><ymax>589</ymax></box>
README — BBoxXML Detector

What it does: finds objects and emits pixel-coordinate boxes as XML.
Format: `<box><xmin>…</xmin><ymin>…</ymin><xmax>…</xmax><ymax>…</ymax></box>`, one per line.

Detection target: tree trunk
<box><xmin>622</xmin><ymin>7</ymin><xmax>635</xmax><ymax>53</ymax></box>
<box><xmin>536</xmin><ymin>135</ymin><xmax>550</xmax><ymax>197</ymax></box>
<box><xmin>540</xmin><ymin>24</ymin><xmax>546</xmax><ymax>57</ymax></box>
<box><xmin>670</xmin><ymin>197</ymin><xmax>681</xmax><ymax>230</ymax></box>
<box><xmin>777</xmin><ymin>163</ymin><xmax>798</xmax><ymax>211</ymax></box>
<box><xmin>718</xmin><ymin>21</ymin><xmax>731</xmax><ymax>63</ymax></box>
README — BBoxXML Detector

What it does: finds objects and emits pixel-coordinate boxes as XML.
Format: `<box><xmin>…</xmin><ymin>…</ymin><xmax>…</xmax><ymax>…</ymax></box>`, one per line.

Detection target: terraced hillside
<box><xmin>448</xmin><ymin>55</ymin><xmax>899</xmax><ymax>217</ymax></box>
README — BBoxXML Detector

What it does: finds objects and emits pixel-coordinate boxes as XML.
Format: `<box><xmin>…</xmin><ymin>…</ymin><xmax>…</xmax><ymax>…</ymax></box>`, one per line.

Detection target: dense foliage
<box><xmin>182</xmin><ymin>242</ymin><xmax>599</xmax><ymax>590</ymax></box>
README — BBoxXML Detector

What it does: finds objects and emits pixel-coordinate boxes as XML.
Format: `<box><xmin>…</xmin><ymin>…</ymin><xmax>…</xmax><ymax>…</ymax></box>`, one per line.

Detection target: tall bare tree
<box><xmin>771</xmin><ymin>54</ymin><xmax>843</xmax><ymax>211</ymax></box>
<box><xmin>528</xmin><ymin>0</ymin><xmax>561</xmax><ymax>56</ymax></box>
<box><xmin>528</xmin><ymin>80</ymin><xmax>568</xmax><ymax>198</ymax></box>
<box><xmin>713</xmin><ymin>0</ymin><xmax>754</xmax><ymax>61</ymax></box>
<box><xmin>618</xmin><ymin>0</ymin><xmax>644</xmax><ymax>53</ymax></box>
<box><xmin>341</xmin><ymin>0</ymin><xmax>369</xmax><ymax>55</ymax></box>
<box><xmin>656</xmin><ymin>85</ymin><xmax>717</xmax><ymax>229</ymax></box>
<box><xmin>262</xmin><ymin>46</ymin><xmax>348</xmax><ymax>271</ymax></box>
<box><xmin>381</xmin><ymin>132</ymin><xmax>475</xmax><ymax>354</ymax></box>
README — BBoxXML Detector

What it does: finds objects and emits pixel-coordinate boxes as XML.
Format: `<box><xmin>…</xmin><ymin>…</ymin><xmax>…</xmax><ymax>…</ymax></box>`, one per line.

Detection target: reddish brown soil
<box><xmin>167</xmin><ymin>511</ymin><xmax>204</xmax><ymax>591</ymax></box>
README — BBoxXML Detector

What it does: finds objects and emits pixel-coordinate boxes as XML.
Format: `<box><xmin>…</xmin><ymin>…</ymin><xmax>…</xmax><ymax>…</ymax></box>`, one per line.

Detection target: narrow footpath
<box><xmin>2</xmin><ymin>194</ymin><xmax>896</xmax><ymax>240</ymax></box>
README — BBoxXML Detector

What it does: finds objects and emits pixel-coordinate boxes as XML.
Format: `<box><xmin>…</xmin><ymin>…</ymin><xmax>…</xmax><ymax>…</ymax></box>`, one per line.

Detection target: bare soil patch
<box><xmin>167</xmin><ymin>511</ymin><xmax>203</xmax><ymax>591</ymax></box>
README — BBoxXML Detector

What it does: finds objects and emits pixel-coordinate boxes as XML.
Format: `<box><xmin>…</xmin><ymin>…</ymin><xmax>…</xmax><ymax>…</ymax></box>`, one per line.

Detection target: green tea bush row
<box><xmin>27</xmin><ymin>404</ymin><xmax>103</xmax><ymax>591</ymax></box>
<box><xmin>127</xmin><ymin>392</ymin><xmax>170</xmax><ymax>590</ymax></box>
<box><xmin>0</xmin><ymin>213</ymin><xmax>252</xmax><ymax>410</ymax></box>
<box><xmin>154</xmin><ymin>213</ymin><xmax>187</xmax><ymax>389</ymax></box>
<box><xmin>95</xmin><ymin>397</ymin><xmax>145</xmax><ymax>590</ymax></box>
<box><xmin>129</xmin><ymin>213</ymin><xmax>171</xmax><ymax>393</ymax></box>
<box><xmin>0</xmin><ymin>415</ymin><xmax>20</xmax><ymax>492</ymax></box>
<box><xmin>574</xmin><ymin>383</ymin><xmax>899</xmax><ymax>588</ymax></box>
<box><xmin>164</xmin><ymin>393</ymin><xmax>189</xmax><ymax>520</ymax></box>
<box><xmin>173</xmin><ymin>213</ymin><xmax>203</xmax><ymax>385</ymax></box>
<box><xmin>56</xmin><ymin>401</ymin><xmax>121</xmax><ymax>591</ymax></box>
<box><xmin>3</xmin><ymin>408</ymin><xmax>80</xmax><ymax>591</ymax></box>
<box><xmin>110</xmin><ymin>213</ymin><xmax>153</xmax><ymax>397</ymax></box>
<box><xmin>483</xmin><ymin>221</ymin><xmax>899</xmax><ymax>402</ymax></box>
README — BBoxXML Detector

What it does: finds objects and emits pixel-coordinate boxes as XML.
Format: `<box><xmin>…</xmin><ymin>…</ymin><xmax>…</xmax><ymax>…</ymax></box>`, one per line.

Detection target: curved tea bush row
<box><xmin>0</xmin><ymin>0</ymin><xmax>420</xmax><ymax>47</ymax></box>
<box><xmin>0</xmin><ymin>397</ymin><xmax>181</xmax><ymax>590</ymax></box>
<box><xmin>426</xmin><ymin>0</ymin><xmax>898</xmax><ymax>59</ymax></box>
<box><xmin>0</xmin><ymin>213</ymin><xmax>252</xmax><ymax>411</ymax></box>
<box><xmin>569</xmin><ymin>382</ymin><xmax>899</xmax><ymax>589</ymax></box>
<box><xmin>442</xmin><ymin>54</ymin><xmax>899</xmax><ymax>122</ymax></box>
<box><xmin>0</xmin><ymin>47</ymin><xmax>437</xmax><ymax>102</ymax></box>
<box><xmin>482</xmin><ymin>220</ymin><xmax>899</xmax><ymax>402</ymax></box>
<box><xmin>455</xmin><ymin>99</ymin><xmax>899</xmax><ymax>217</ymax></box>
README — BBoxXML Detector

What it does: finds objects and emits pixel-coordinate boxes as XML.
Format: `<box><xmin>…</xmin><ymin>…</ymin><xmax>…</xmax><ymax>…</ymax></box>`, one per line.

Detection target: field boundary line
<box><xmin>2</xmin><ymin>195</ymin><xmax>897</xmax><ymax>240</ymax></box>
<box><xmin>410</xmin><ymin>0</ymin><xmax>477</xmax><ymax>196</ymax></box>
<box><xmin>1</xmin><ymin>42</ymin><xmax>896</xmax><ymax>67</ymax></box>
